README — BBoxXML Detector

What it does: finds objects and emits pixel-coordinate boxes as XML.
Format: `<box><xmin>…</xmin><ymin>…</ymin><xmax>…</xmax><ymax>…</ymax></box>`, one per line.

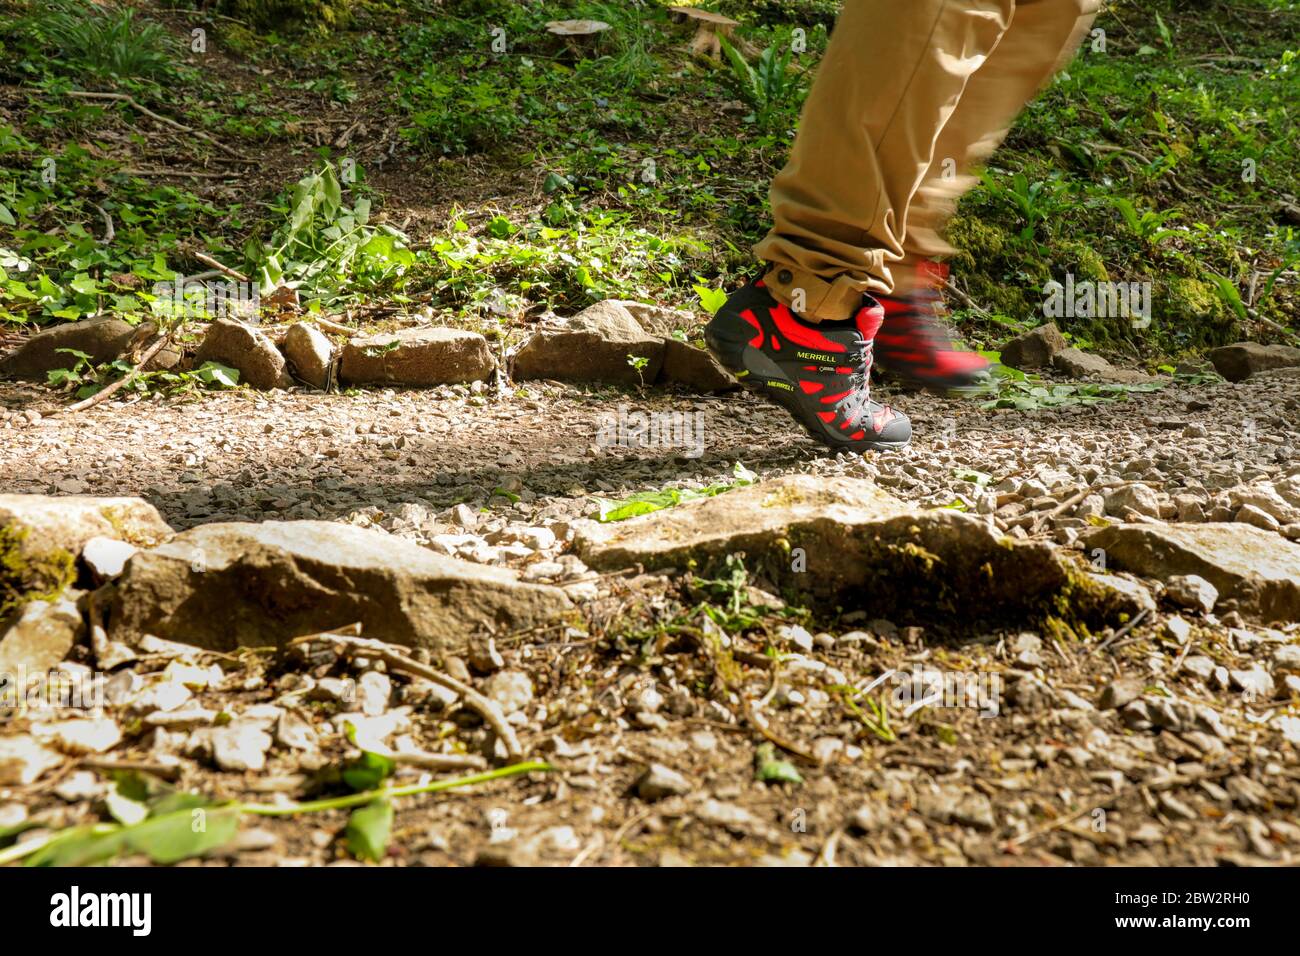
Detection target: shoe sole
<box><xmin>705</xmin><ymin>325</ymin><xmax>910</xmax><ymax>452</ymax></box>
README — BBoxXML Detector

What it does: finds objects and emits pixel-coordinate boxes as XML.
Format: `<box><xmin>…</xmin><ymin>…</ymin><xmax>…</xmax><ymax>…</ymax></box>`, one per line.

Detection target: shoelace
<box><xmin>833</xmin><ymin>344</ymin><xmax>882</xmax><ymax>428</ymax></box>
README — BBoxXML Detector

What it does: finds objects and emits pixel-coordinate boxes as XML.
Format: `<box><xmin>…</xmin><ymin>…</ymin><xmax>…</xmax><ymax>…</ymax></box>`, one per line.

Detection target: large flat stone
<box><xmin>104</xmin><ymin>521</ymin><xmax>572</xmax><ymax>654</ymax></box>
<box><xmin>1</xmin><ymin>495</ymin><xmax>172</xmax><ymax>615</ymax></box>
<box><xmin>574</xmin><ymin>475</ymin><xmax>1126</xmax><ymax>630</ymax></box>
<box><xmin>0</xmin><ymin>317</ymin><xmax>138</xmax><ymax>380</ymax></box>
<box><xmin>1208</xmin><ymin>342</ymin><xmax>1300</xmax><ymax>382</ymax></box>
<box><xmin>339</xmin><ymin>327</ymin><xmax>494</xmax><ymax>386</ymax></box>
<box><xmin>1052</xmin><ymin>347</ymin><xmax>1156</xmax><ymax>384</ymax></box>
<box><xmin>512</xmin><ymin>301</ymin><xmax>665</xmax><ymax>385</ymax></box>
<box><xmin>1083</xmin><ymin>522</ymin><xmax>1300</xmax><ymax>623</ymax></box>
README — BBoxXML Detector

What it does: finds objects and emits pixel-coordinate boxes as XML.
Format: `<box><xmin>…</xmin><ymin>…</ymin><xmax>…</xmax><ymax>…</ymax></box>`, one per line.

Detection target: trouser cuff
<box><xmin>760</xmin><ymin>265</ymin><xmax>870</xmax><ymax>322</ymax></box>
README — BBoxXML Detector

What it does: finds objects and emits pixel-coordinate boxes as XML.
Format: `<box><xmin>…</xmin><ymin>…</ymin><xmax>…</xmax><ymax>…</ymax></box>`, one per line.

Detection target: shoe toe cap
<box><xmin>879</xmin><ymin>410</ymin><xmax>912</xmax><ymax>444</ymax></box>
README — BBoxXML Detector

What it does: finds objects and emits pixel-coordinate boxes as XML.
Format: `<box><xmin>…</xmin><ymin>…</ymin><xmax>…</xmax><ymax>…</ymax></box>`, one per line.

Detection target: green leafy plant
<box><xmin>981</xmin><ymin>171</ymin><xmax>1070</xmax><ymax>242</ymax></box>
<box><xmin>720</xmin><ymin>37</ymin><xmax>801</xmax><ymax>124</ymax></box>
<box><xmin>754</xmin><ymin>742</ymin><xmax>803</xmax><ymax>786</ymax></box>
<box><xmin>1111</xmin><ymin>197</ymin><xmax>1179</xmax><ymax>245</ymax></box>
<box><xmin>626</xmin><ymin>352</ymin><xmax>651</xmax><ymax>387</ymax></box>
<box><xmin>18</xmin><ymin>0</ymin><xmax>177</xmax><ymax>83</ymax></box>
<box><xmin>1206</xmin><ymin>272</ymin><xmax>1249</xmax><ymax>321</ymax></box>
<box><xmin>694</xmin><ymin>282</ymin><xmax>729</xmax><ymax>315</ymax></box>
<box><xmin>247</xmin><ymin>162</ymin><xmax>416</xmax><ymax>304</ymax></box>
<box><xmin>9</xmin><ymin>762</ymin><xmax>549</xmax><ymax>867</ymax></box>
<box><xmin>345</xmin><ymin>798</ymin><xmax>393</xmax><ymax>862</ymax></box>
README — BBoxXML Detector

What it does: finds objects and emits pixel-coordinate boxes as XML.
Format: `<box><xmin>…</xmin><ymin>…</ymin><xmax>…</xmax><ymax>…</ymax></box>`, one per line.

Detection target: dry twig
<box><xmin>290</xmin><ymin>630</ymin><xmax>524</xmax><ymax>763</ymax></box>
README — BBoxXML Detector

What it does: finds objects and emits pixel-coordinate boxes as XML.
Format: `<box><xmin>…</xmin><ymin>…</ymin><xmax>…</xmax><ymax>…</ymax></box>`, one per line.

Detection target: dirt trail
<box><xmin>2</xmin><ymin>371</ymin><xmax>1299</xmax><ymax>867</ymax></box>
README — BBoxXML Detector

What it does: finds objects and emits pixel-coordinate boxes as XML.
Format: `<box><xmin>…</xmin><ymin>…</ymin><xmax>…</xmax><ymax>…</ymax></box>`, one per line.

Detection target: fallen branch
<box><xmin>89</xmin><ymin>202</ymin><xmax>114</xmax><ymax>245</ymax></box>
<box><xmin>50</xmin><ymin>332</ymin><xmax>172</xmax><ymax>417</ymax></box>
<box><xmin>291</xmin><ymin>630</ymin><xmax>525</xmax><ymax>763</ymax></box>
<box><xmin>944</xmin><ymin>277</ymin><xmax>992</xmax><ymax>316</ymax></box>
<box><xmin>66</xmin><ymin>90</ymin><xmax>244</xmax><ymax>159</ymax></box>
<box><xmin>192</xmin><ymin>250</ymin><xmax>250</xmax><ymax>283</ymax></box>
<box><xmin>311</xmin><ymin>315</ymin><xmax>360</xmax><ymax>337</ymax></box>
<box><xmin>1090</xmin><ymin>607</ymin><xmax>1150</xmax><ymax>656</ymax></box>
<box><xmin>123</xmin><ymin>167</ymin><xmax>240</xmax><ymax>180</ymax></box>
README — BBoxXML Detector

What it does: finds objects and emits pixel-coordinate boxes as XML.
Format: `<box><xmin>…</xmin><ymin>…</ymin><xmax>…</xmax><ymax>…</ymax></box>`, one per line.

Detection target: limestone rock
<box><xmin>660</xmin><ymin>338</ymin><xmax>738</xmax><ymax>393</ymax></box>
<box><xmin>82</xmin><ymin>536</ymin><xmax>138</xmax><ymax>582</ymax></box>
<box><xmin>606</xmin><ymin>300</ymin><xmax>695</xmax><ymax>337</ymax></box>
<box><xmin>1</xmin><ymin>494</ymin><xmax>172</xmax><ymax>614</ymax></box>
<box><xmin>283</xmin><ymin>322</ymin><xmax>334</xmax><ymax>389</ymax></box>
<box><xmin>0</xmin><ymin>595</ymin><xmax>83</xmax><ymax>674</ymax></box>
<box><xmin>0</xmin><ymin>736</ymin><xmax>63</xmax><ymax>785</ymax></box>
<box><xmin>31</xmin><ymin>717</ymin><xmax>122</xmax><ymax>755</ymax></box>
<box><xmin>999</xmin><ymin>323</ymin><xmax>1067</xmax><ymax>370</ymax></box>
<box><xmin>0</xmin><ymin>316</ymin><xmax>137</xmax><ymax>380</ymax></box>
<box><xmin>575</xmin><ymin>475</ymin><xmax>1126</xmax><ymax>629</ymax></box>
<box><xmin>105</xmin><ymin>520</ymin><xmax>571</xmax><ymax>654</ymax></box>
<box><xmin>1208</xmin><ymin>342</ymin><xmax>1300</xmax><ymax>382</ymax></box>
<box><xmin>512</xmin><ymin>300</ymin><xmax>664</xmax><ymax>385</ymax></box>
<box><xmin>1165</xmin><ymin>574</ymin><xmax>1218</xmax><ymax>614</ymax></box>
<box><xmin>1053</xmin><ymin>347</ymin><xmax>1155</xmax><ymax>384</ymax></box>
<box><xmin>1103</xmin><ymin>484</ymin><xmax>1161</xmax><ymax>518</ymax></box>
<box><xmin>1083</xmin><ymin>522</ymin><xmax>1300</xmax><ymax>623</ymax></box>
<box><xmin>339</xmin><ymin>327</ymin><xmax>494</xmax><ymax>386</ymax></box>
<box><xmin>194</xmin><ymin>318</ymin><xmax>292</xmax><ymax>390</ymax></box>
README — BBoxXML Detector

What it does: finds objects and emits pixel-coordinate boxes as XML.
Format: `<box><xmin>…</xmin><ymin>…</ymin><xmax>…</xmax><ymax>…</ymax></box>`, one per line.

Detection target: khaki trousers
<box><xmin>754</xmin><ymin>0</ymin><xmax>1100</xmax><ymax>321</ymax></box>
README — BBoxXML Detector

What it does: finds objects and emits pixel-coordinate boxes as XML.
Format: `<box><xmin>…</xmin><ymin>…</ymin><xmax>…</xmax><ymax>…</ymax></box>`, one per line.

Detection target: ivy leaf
<box><xmin>194</xmin><ymin>361</ymin><xmax>240</xmax><ymax>388</ymax></box>
<box><xmin>693</xmin><ymin>283</ymin><xmax>728</xmax><ymax>315</ymax></box>
<box><xmin>345</xmin><ymin>798</ymin><xmax>393</xmax><ymax>862</ymax></box>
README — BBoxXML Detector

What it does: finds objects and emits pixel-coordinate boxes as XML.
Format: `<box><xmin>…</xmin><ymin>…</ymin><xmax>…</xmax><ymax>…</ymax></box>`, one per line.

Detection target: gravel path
<box><xmin>3</xmin><ymin>370</ymin><xmax>1298</xmax><ymax>867</ymax></box>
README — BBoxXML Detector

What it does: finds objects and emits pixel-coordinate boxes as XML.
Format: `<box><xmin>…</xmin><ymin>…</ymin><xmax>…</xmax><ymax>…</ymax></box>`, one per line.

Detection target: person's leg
<box><xmin>904</xmin><ymin>0</ymin><xmax>1101</xmax><ymax>268</ymax></box>
<box><xmin>871</xmin><ymin>0</ymin><xmax>1100</xmax><ymax>390</ymax></box>
<box><xmin>753</xmin><ymin>0</ymin><xmax>1016</xmax><ymax>322</ymax></box>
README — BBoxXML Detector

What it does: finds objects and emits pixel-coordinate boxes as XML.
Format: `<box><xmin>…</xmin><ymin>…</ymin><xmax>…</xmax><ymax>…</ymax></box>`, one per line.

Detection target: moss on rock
<box><xmin>1</xmin><ymin>524</ymin><xmax>76</xmax><ymax>619</ymax></box>
<box><xmin>214</xmin><ymin>0</ymin><xmax>356</xmax><ymax>32</ymax></box>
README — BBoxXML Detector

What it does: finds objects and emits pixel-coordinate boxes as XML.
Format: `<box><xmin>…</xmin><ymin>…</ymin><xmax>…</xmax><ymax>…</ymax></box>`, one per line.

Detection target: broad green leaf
<box><xmin>345</xmin><ymin>798</ymin><xmax>393</xmax><ymax>862</ymax></box>
<box><xmin>194</xmin><ymin>361</ymin><xmax>240</xmax><ymax>388</ymax></box>
<box><xmin>693</xmin><ymin>283</ymin><xmax>728</xmax><ymax>315</ymax></box>
<box><xmin>342</xmin><ymin>748</ymin><xmax>396</xmax><ymax>792</ymax></box>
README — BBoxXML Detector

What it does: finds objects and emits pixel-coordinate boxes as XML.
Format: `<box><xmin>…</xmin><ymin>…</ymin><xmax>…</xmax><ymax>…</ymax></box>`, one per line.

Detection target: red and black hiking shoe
<box><xmin>873</xmin><ymin>262</ymin><xmax>990</xmax><ymax>391</ymax></box>
<box><xmin>704</xmin><ymin>279</ymin><xmax>911</xmax><ymax>452</ymax></box>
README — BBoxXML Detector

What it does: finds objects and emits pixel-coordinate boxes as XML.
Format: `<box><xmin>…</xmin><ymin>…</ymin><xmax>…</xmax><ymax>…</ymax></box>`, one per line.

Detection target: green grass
<box><xmin>1</xmin><ymin>0</ymin><xmax>1297</xmax><ymax>366</ymax></box>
